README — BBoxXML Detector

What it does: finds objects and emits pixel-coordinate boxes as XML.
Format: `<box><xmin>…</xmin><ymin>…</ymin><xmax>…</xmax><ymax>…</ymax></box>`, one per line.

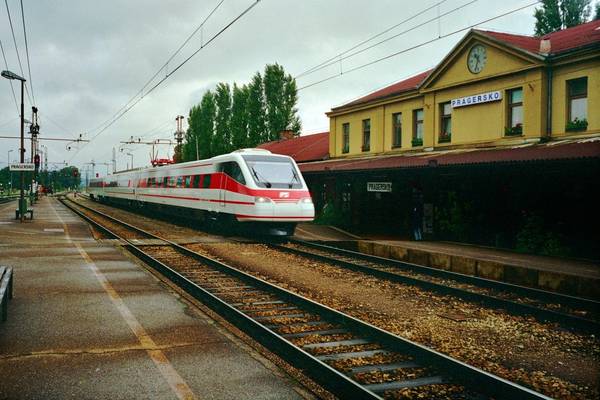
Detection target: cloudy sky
<box><xmin>0</xmin><ymin>0</ymin><xmax>569</xmax><ymax>172</ymax></box>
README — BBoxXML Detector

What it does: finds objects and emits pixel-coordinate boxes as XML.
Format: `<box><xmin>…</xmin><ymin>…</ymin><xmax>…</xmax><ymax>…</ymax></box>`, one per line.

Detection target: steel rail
<box><xmin>274</xmin><ymin>240</ymin><xmax>599</xmax><ymax>334</ymax></box>
<box><xmin>58</xmin><ymin>196</ymin><xmax>552</xmax><ymax>400</ymax></box>
<box><xmin>290</xmin><ymin>239</ymin><xmax>599</xmax><ymax>310</ymax></box>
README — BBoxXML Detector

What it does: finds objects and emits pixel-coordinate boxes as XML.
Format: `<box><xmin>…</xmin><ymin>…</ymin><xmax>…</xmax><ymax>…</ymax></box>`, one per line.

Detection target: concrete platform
<box><xmin>0</xmin><ymin>197</ymin><xmax>311</xmax><ymax>399</ymax></box>
<box><xmin>295</xmin><ymin>223</ymin><xmax>600</xmax><ymax>299</ymax></box>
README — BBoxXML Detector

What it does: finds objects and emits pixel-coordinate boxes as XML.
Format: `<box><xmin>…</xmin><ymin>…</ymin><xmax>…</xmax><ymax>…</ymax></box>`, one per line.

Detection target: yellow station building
<box><xmin>327</xmin><ymin>20</ymin><xmax>599</xmax><ymax>157</ymax></box>
<box><xmin>292</xmin><ymin>21</ymin><xmax>600</xmax><ymax>258</ymax></box>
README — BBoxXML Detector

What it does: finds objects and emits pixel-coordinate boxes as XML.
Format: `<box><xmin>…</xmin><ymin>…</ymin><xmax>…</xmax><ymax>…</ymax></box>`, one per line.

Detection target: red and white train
<box><xmin>87</xmin><ymin>149</ymin><xmax>315</xmax><ymax>235</ymax></box>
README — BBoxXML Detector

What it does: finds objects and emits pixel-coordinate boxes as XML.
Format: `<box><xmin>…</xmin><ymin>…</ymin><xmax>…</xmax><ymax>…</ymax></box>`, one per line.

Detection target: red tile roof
<box><xmin>332</xmin><ymin>21</ymin><xmax>600</xmax><ymax>111</ymax></box>
<box><xmin>480</xmin><ymin>19</ymin><xmax>600</xmax><ymax>55</ymax></box>
<box><xmin>332</xmin><ymin>69</ymin><xmax>432</xmax><ymax>111</ymax></box>
<box><xmin>258</xmin><ymin>131</ymin><xmax>329</xmax><ymax>163</ymax></box>
<box><xmin>299</xmin><ymin>140</ymin><xmax>600</xmax><ymax>173</ymax></box>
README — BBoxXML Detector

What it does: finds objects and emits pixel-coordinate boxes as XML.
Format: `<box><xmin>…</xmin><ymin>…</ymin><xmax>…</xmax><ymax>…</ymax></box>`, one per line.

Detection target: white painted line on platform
<box><xmin>295</xmin><ymin>226</ymin><xmax>328</xmax><ymax>240</ymax></box>
<box><xmin>43</xmin><ymin>228</ymin><xmax>65</xmax><ymax>232</ymax></box>
<box><xmin>328</xmin><ymin>225</ymin><xmax>362</xmax><ymax>239</ymax></box>
<box><xmin>0</xmin><ymin>221</ymin><xmax>13</xmax><ymax>225</ymax></box>
<box><xmin>50</xmin><ymin>200</ymin><xmax>198</xmax><ymax>400</ymax></box>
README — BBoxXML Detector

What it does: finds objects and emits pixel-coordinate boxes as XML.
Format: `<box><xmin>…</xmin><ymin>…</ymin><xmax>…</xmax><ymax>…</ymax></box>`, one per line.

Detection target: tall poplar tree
<box><xmin>183</xmin><ymin>104</ymin><xmax>201</xmax><ymax>161</ymax></box>
<box><xmin>197</xmin><ymin>91</ymin><xmax>216</xmax><ymax>159</ymax></box>
<box><xmin>231</xmin><ymin>83</ymin><xmax>250</xmax><ymax>149</ymax></box>
<box><xmin>534</xmin><ymin>0</ymin><xmax>591</xmax><ymax>36</ymax></box>
<box><xmin>263</xmin><ymin>63</ymin><xmax>301</xmax><ymax>142</ymax></box>
<box><xmin>246</xmin><ymin>72</ymin><xmax>267</xmax><ymax>147</ymax></box>
<box><xmin>213</xmin><ymin>83</ymin><xmax>232</xmax><ymax>156</ymax></box>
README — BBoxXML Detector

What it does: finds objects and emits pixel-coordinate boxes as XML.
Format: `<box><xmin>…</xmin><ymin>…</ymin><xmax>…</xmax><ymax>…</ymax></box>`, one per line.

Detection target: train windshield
<box><xmin>242</xmin><ymin>155</ymin><xmax>303</xmax><ymax>189</ymax></box>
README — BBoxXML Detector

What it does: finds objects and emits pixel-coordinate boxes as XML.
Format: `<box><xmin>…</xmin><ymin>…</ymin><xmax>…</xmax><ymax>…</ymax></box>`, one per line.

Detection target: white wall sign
<box><xmin>367</xmin><ymin>182</ymin><xmax>392</xmax><ymax>192</ymax></box>
<box><xmin>9</xmin><ymin>163</ymin><xmax>35</xmax><ymax>171</ymax></box>
<box><xmin>451</xmin><ymin>91</ymin><xmax>502</xmax><ymax>108</ymax></box>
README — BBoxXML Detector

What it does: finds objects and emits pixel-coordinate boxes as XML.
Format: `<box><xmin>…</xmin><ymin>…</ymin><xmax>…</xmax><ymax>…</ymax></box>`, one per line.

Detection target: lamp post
<box><xmin>2</xmin><ymin>70</ymin><xmax>27</xmax><ymax>222</ymax></box>
<box><xmin>7</xmin><ymin>149</ymin><xmax>13</xmax><ymax>196</ymax></box>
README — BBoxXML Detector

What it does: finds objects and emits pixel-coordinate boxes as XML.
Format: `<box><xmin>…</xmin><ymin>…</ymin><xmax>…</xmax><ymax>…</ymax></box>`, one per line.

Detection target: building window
<box><xmin>567</xmin><ymin>77</ymin><xmax>588</xmax><ymax>132</ymax></box>
<box><xmin>506</xmin><ymin>88</ymin><xmax>523</xmax><ymax>136</ymax></box>
<box><xmin>439</xmin><ymin>103</ymin><xmax>452</xmax><ymax>143</ymax></box>
<box><xmin>342</xmin><ymin>123</ymin><xmax>350</xmax><ymax>153</ymax></box>
<box><xmin>362</xmin><ymin>119</ymin><xmax>370</xmax><ymax>151</ymax></box>
<box><xmin>412</xmin><ymin>109</ymin><xmax>423</xmax><ymax>147</ymax></box>
<box><xmin>392</xmin><ymin>113</ymin><xmax>402</xmax><ymax>148</ymax></box>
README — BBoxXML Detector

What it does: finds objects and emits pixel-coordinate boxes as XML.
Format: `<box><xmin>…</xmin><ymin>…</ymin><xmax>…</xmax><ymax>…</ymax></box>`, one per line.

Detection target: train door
<box><xmin>218</xmin><ymin>164</ymin><xmax>227</xmax><ymax>209</ymax></box>
<box><xmin>219</xmin><ymin>162</ymin><xmax>246</xmax><ymax>212</ymax></box>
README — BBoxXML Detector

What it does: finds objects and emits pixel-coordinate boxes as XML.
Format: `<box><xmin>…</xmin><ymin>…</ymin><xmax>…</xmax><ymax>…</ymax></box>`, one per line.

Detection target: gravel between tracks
<box><xmin>186</xmin><ymin>242</ymin><xmax>600</xmax><ymax>400</ymax></box>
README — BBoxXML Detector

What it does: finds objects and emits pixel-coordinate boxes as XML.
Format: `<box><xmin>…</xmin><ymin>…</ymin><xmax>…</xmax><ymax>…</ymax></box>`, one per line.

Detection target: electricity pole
<box><xmin>174</xmin><ymin>115</ymin><xmax>184</xmax><ymax>162</ymax></box>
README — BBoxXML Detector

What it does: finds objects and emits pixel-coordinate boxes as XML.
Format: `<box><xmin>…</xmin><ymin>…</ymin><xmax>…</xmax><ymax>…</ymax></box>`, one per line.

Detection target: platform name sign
<box><xmin>367</xmin><ymin>182</ymin><xmax>392</xmax><ymax>192</ymax></box>
<box><xmin>451</xmin><ymin>91</ymin><xmax>501</xmax><ymax>108</ymax></box>
<box><xmin>9</xmin><ymin>163</ymin><xmax>35</xmax><ymax>171</ymax></box>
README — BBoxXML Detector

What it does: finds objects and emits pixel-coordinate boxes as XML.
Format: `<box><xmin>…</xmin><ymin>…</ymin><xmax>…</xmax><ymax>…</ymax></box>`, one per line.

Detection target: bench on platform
<box><xmin>0</xmin><ymin>266</ymin><xmax>14</xmax><ymax>322</ymax></box>
<box><xmin>15</xmin><ymin>208</ymin><xmax>34</xmax><ymax>220</ymax></box>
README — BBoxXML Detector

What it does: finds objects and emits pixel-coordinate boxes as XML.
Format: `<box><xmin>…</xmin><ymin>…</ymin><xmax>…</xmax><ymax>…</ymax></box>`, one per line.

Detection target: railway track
<box><xmin>59</xmin><ymin>195</ymin><xmax>552</xmax><ymax>400</ymax></box>
<box><xmin>269</xmin><ymin>239</ymin><xmax>600</xmax><ymax>334</ymax></box>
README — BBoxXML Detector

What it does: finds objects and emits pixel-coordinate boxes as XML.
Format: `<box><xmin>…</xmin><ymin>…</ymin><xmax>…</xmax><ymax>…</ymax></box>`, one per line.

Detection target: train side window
<box><xmin>193</xmin><ymin>175</ymin><xmax>201</xmax><ymax>188</ymax></box>
<box><xmin>163</xmin><ymin>177</ymin><xmax>168</xmax><ymax>187</ymax></box>
<box><xmin>185</xmin><ymin>176</ymin><xmax>191</xmax><ymax>188</ymax></box>
<box><xmin>177</xmin><ymin>176</ymin><xmax>183</xmax><ymax>188</ymax></box>
<box><xmin>202</xmin><ymin>174</ymin><xmax>211</xmax><ymax>188</ymax></box>
<box><xmin>230</xmin><ymin>163</ymin><xmax>246</xmax><ymax>185</ymax></box>
<box><xmin>220</xmin><ymin>162</ymin><xmax>245</xmax><ymax>185</ymax></box>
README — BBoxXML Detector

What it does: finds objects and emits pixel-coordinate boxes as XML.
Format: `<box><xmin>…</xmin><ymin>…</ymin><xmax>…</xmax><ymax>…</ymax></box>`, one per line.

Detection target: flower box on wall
<box><xmin>504</xmin><ymin>124</ymin><xmax>522</xmax><ymax>136</ymax></box>
<box><xmin>566</xmin><ymin>118</ymin><xmax>588</xmax><ymax>132</ymax></box>
<box><xmin>438</xmin><ymin>133</ymin><xmax>451</xmax><ymax>143</ymax></box>
<box><xmin>411</xmin><ymin>138</ymin><xmax>423</xmax><ymax>147</ymax></box>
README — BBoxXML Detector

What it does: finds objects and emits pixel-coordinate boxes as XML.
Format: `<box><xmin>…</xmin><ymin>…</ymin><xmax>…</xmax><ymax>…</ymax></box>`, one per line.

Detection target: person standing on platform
<box><xmin>411</xmin><ymin>186</ymin><xmax>424</xmax><ymax>241</ymax></box>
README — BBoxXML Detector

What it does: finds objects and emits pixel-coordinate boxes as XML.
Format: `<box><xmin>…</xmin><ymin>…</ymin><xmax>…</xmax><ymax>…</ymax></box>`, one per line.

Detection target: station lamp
<box><xmin>2</xmin><ymin>70</ymin><xmax>27</xmax><ymax>222</ymax></box>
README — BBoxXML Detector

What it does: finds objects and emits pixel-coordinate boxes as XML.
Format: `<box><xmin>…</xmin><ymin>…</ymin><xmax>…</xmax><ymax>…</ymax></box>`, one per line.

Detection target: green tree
<box><xmin>183</xmin><ymin>105</ymin><xmax>201</xmax><ymax>161</ymax></box>
<box><xmin>213</xmin><ymin>83</ymin><xmax>232</xmax><ymax>156</ymax></box>
<box><xmin>231</xmin><ymin>83</ymin><xmax>250</xmax><ymax>149</ymax></box>
<box><xmin>197</xmin><ymin>91</ymin><xmax>216</xmax><ymax>159</ymax></box>
<box><xmin>534</xmin><ymin>0</ymin><xmax>562</xmax><ymax>35</ymax></box>
<box><xmin>263</xmin><ymin>63</ymin><xmax>301</xmax><ymax>142</ymax></box>
<box><xmin>561</xmin><ymin>0</ymin><xmax>592</xmax><ymax>26</ymax></box>
<box><xmin>534</xmin><ymin>0</ymin><xmax>591</xmax><ymax>36</ymax></box>
<box><xmin>246</xmin><ymin>72</ymin><xmax>267</xmax><ymax>147</ymax></box>
<box><xmin>593</xmin><ymin>0</ymin><xmax>599</xmax><ymax>19</ymax></box>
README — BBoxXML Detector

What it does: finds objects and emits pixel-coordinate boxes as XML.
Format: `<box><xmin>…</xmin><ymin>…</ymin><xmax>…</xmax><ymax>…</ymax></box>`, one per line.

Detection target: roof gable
<box><xmin>420</xmin><ymin>30</ymin><xmax>544</xmax><ymax>91</ymax></box>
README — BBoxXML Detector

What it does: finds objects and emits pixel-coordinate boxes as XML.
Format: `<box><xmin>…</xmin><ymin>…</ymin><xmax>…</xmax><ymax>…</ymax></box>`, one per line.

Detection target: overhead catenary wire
<box><xmin>296</xmin><ymin>0</ymin><xmax>480</xmax><ymax>81</ymax></box>
<box><xmin>70</xmin><ymin>0</ymin><xmax>261</xmax><ymax>165</ymax></box>
<box><xmin>38</xmin><ymin>111</ymin><xmax>79</xmax><ymax>140</ymax></box>
<box><xmin>0</xmin><ymin>39</ymin><xmax>19</xmax><ymax>114</ymax></box>
<box><xmin>3</xmin><ymin>0</ymin><xmax>32</xmax><ymax>105</ymax></box>
<box><xmin>19</xmin><ymin>0</ymin><xmax>35</xmax><ymax>106</ymax></box>
<box><xmin>298</xmin><ymin>0</ymin><xmax>541</xmax><ymax>91</ymax></box>
<box><xmin>295</xmin><ymin>0</ymin><xmax>452</xmax><ymax>79</ymax></box>
<box><xmin>87</xmin><ymin>0</ymin><xmax>227</xmax><ymax>137</ymax></box>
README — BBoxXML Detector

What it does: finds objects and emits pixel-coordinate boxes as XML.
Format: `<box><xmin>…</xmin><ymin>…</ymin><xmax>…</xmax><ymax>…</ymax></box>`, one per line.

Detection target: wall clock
<box><xmin>467</xmin><ymin>44</ymin><xmax>487</xmax><ymax>74</ymax></box>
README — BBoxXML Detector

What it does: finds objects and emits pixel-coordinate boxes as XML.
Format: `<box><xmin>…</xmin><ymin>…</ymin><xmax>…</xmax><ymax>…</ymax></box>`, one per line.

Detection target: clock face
<box><xmin>467</xmin><ymin>44</ymin><xmax>487</xmax><ymax>74</ymax></box>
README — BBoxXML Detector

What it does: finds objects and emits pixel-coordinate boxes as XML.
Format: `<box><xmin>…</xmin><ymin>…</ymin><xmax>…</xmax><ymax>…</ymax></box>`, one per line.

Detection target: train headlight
<box><xmin>298</xmin><ymin>197</ymin><xmax>313</xmax><ymax>204</ymax></box>
<box><xmin>255</xmin><ymin>196</ymin><xmax>272</xmax><ymax>204</ymax></box>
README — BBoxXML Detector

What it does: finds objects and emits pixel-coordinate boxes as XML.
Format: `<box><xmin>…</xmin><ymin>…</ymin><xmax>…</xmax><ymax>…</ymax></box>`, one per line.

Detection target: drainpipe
<box><xmin>540</xmin><ymin>39</ymin><xmax>552</xmax><ymax>140</ymax></box>
<box><xmin>546</xmin><ymin>66</ymin><xmax>553</xmax><ymax>140</ymax></box>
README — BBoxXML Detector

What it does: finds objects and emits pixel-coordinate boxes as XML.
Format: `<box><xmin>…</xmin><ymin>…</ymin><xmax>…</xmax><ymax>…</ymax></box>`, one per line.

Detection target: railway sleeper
<box><xmin>317</xmin><ymin>349</ymin><xmax>391</xmax><ymax>362</ymax></box>
<box><xmin>282</xmin><ymin>328</ymin><xmax>349</xmax><ymax>339</ymax></box>
<box><xmin>303</xmin><ymin>338</ymin><xmax>371</xmax><ymax>349</ymax></box>
<box><xmin>364</xmin><ymin>376</ymin><xmax>446</xmax><ymax>394</ymax></box>
<box><xmin>348</xmin><ymin>361</ymin><xmax>421</xmax><ymax>375</ymax></box>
